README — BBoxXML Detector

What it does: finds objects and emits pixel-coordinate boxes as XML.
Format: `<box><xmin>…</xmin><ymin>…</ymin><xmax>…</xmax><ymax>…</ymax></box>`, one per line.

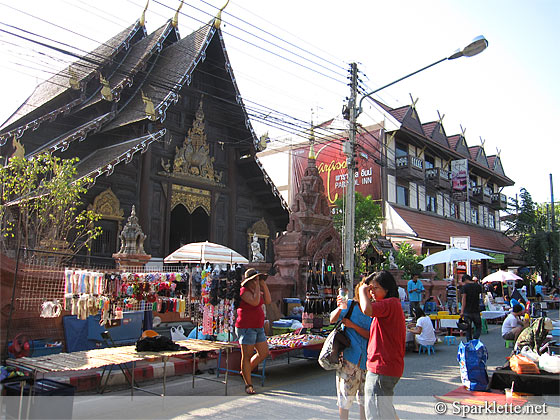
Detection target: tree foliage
<box><xmin>333</xmin><ymin>192</ymin><xmax>384</xmax><ymax>273</ymax></box>
<box><xmin>0</xmin><ymin>154</ymin><xmax>102</xmax><ymax>256</ymax></box>
<box><xmin>381</xmin><ymin>242</ymin><xmax>426</xmax><ymax>280</ymax></box>
<box><xmin>504</xmin><ymin>188</ymin><xmax>559</xmax><ymax>282</ymax></box>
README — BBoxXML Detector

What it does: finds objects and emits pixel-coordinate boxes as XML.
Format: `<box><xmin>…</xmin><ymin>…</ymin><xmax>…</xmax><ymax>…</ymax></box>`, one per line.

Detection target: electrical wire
<box><xmin>0</xmin><ymin>4</ymin><xmax>350</xmax><ymax>137</ymax></box>
<box><xmin>151</xmin><ymin>0</ymin><xmax>347</xmax><ymax>80</ymax></box>
<box><xmin>198</xmin><ymin>0</ymin><xmax>348</xmax><ymax>73</ymax></box>
<box><xmin>0</xmin><ymin>4</ymin><xmax>356</xmax><ymax>162</ymax></box>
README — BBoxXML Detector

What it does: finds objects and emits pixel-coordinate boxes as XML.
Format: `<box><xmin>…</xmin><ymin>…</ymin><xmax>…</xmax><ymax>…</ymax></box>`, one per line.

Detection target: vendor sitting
<box><xmin>406</xmin><ymin>308</ymin><xmax>436</xmax><ymax>351</ymax></box>
<box><xmin>514</xmin><ymin>317</ymin><xmax>554</xmax><ymax>354</ymax></box>
<box><xmin>501</xmin><ymin>304</ymin><xmax>528</xmax><ymax>342</ymax></box>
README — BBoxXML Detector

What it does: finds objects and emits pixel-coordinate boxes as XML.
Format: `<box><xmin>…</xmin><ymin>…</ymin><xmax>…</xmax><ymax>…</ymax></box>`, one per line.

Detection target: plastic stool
<box><xmin>481</xmin><ymin>318</ymin><xmax>488</xmax><ymax>334</ymax></box>
<box><xmin>444</xmin><ymin>336</ymin><xmax>456</xmax><ymax>345</ymax></box>
<box><xmin>505</xmin><ymin>340</ymin><xmax>514</xmax><ymax>348</ymax></box>
<box><xmin>418</xmin><ymin>344</ymin><xmax>435</xmax><ymax>355</ymax></box>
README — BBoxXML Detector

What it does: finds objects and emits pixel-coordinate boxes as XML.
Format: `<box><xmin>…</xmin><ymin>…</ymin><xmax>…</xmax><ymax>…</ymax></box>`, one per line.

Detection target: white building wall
<box><xmin>443</xmin><ymin>194</ymin><xmax>450</xmax><ymax>217</ymax></box>
<box><xmin>437</xmin><ymin>193</ymin><xmax>444</xmax><ymax>215</ymax></box>
<box><xmin>410</xmin><ymin>182</ymin><xmax>418</xmax><ymax>210</ymax></box>
<box><xmin>418</xmin><ymin>184</ymin><xmax>426</xmax><ymax>211</ymax></box>
<box><xmin>387</xmin><ymin>138</ymin><xmax>396</xmax><ymax>170</ymax></box>
<box><xmin>387</xmin><ymin>174</ymin><xmax>396</xmax><ymax>203</ymax></box>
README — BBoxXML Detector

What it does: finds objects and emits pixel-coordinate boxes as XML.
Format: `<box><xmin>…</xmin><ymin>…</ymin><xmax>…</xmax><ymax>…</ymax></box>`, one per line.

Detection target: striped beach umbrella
<box><xmin>164</xmin><ymin>241</ymin><xmax>249</xmax><ymax>264</ymax></box>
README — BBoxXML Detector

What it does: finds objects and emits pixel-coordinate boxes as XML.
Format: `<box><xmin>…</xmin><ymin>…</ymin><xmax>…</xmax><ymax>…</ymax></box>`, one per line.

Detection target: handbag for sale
<box><xmin>318</xmin><ymin>301</ymin><xmax>356</xmax><ymax>371</ymax></box>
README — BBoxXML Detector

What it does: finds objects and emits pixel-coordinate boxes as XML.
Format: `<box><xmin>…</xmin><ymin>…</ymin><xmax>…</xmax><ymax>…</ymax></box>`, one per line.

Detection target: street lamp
<box><xmin>357</xmin><ymin>36</ymin><xmax>489</xmax><ymax>116</ymax></box>
<box><xmin>343</xmin><ymin>36</ymin><xmax>488</xmax><ymax>293</ymax></box>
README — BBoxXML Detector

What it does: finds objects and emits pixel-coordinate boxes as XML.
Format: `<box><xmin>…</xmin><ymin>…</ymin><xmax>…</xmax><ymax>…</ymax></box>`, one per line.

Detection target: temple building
<box><xmin>0</xmin><ymin>5</ymin><xmax>288</xmax><ymax>262</ymax></box>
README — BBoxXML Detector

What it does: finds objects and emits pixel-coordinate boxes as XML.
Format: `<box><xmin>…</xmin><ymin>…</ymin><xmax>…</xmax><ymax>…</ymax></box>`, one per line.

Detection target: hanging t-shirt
<box><xmin>235</xmin><ymin>286</ymin><xmax>265</xmax><ymax>329</ymax></box>
<box><xmin>415</xmin><ymin>316</ymin><xmax>436</xmax><ymax>345</ymax></box>
<box><xmin>366</xmin><ymin>297</ymin><xmax>405</xmax><ymax>377</ymax></box>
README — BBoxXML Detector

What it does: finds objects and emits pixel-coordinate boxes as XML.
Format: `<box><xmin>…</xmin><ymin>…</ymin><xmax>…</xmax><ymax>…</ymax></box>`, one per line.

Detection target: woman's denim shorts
<box><xmin>235</xmin><ymin>327</ymin><xmax>266</xmax><ymax>345</ymax></box>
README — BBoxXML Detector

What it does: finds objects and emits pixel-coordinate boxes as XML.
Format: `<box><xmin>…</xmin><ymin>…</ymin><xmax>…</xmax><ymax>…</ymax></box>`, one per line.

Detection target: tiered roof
<box><xmin>372</xmin><ymin>99</ymin><xmax>514</xmax><ymax>186</ymax></box>
<box><xmin>0</xmin><ymin>11</ymin><xmax>287</xmax><ymax>212</ymax></box>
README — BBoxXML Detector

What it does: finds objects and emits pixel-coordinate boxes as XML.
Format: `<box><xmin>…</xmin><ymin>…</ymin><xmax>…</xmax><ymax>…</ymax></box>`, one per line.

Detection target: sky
<box><xmin>0</xmin><ymin>0</ymin><xmax>559</xmax><ymax>204</ymax></box>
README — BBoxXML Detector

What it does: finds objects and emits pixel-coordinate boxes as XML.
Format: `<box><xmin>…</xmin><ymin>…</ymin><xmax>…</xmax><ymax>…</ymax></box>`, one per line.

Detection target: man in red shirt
<box><xmin>359</xmin><ymin>271</ymin><xmax>405</xmax><ymax>420</ymax></box>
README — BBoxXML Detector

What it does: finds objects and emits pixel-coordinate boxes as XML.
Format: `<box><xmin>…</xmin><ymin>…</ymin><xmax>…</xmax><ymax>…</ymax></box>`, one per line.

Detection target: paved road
<box><xmin>65</xmin><ymin>311</ymin><xmax>560</xmax><ymax>419</ymax></box>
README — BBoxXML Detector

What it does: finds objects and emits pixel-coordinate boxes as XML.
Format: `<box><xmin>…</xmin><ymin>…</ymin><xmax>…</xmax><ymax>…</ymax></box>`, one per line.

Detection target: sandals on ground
<box><xmin>245</xmin><ymin>384</ymin><xmax>256</xmax><ymax>395</ymax></box>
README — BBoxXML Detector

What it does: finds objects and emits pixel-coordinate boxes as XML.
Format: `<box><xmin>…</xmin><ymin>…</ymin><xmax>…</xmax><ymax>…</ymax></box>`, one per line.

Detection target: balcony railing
<box><xmin>425</xmin><ymin>168</ymin><xmax>451</xmax><ymax>190</ymax></box>
<box><xmin>396</xmin><ymin>155</ymin><xmax>424</xmax><ymax>181</ymax></box>
<box><xmin>471</xmin><ymin>185</ymin><xmax>492</xmax><ymax>204</ymax></box>
<box><xmin>491</xmin><ymin>193</ymin><xmax>508</xmax><ymax>210</ymax></box>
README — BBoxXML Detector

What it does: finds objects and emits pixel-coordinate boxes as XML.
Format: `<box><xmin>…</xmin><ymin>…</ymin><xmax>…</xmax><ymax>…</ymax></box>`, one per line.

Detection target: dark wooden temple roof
<box><xmin>75</xmin><ymin>130</ymin><xmax>166</xmax><ymax>181</ymax></box>
<box><xmin>103</xmin><ymin>23</ymin><xmax>213</xmax><ymax>131</ymax></box>
<box><xmin>78</xmin><ymin>22</ymin><xmax>176</xmax><ymax>111</ymax></box>
<box><xmin>0</xmin><ymin>22</ymin><xmax>146</xmax><ymax>134</ymax></box>
<box><xmin>0</xmin><ymin>15</ymin><xmax>288</xmax><ymax>216</ymax></box>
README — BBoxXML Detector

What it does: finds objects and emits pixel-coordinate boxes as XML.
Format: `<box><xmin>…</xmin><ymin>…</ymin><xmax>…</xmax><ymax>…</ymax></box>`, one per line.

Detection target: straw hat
<box><xmin>241</xmin><ymin>268</ymin><xmax>267</xmax><ymax>287</ymax></box>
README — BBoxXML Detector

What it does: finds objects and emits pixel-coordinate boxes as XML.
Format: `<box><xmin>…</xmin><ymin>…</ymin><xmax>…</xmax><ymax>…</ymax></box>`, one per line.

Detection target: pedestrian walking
<box><xmin>460</xmin><ymin>274</ymin><xmax>482</xmax><ymax>341</ymax></box>
<box><xmin>446</xmin><ymin>278</ymin><xmax>457</xmax><ymax>314</ymax></box>
<box><xmin>330</xmin><ymin>280</ymin><xmax>372</xmax><ymax>420</ymax></box>
<box><xmin>359</xmin><ymin>271</ymin><xmax>405</xmax><ymax>420</ymax></box>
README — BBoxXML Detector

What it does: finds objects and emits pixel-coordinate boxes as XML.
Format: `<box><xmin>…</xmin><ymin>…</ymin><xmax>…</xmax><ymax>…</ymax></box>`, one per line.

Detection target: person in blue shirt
<box><xmin>407</xmin><ymin>275</ymin><xmax>424</xmax><ymax>317</ymax></box>
<box><xmin>330</xmin><ymin>279</ymin><xmax>372</xmax><ymax>420</ymax></box>
<box><xmin>534</xmin><ymin>282</ymin><xmax>543</xmax><ymax>302</ymax></box>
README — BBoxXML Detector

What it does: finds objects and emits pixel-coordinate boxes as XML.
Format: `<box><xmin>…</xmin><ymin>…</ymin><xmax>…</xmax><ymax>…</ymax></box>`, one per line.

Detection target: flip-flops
<box><xmin>245</xmin><ymin>384</ymin><xmax>256</xmax><ymax>395</ymax></box>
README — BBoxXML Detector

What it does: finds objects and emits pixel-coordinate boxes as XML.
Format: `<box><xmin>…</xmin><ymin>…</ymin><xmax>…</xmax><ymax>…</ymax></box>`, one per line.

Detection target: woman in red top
<box><xmin>358</xmin><ymin>271</ymin><xmax>405</xmax><ymax>420</ymax></box>
<box><xmin>236</xmin><ymin>268</ymin><xmax>271</xmax><ymax>394</ymax></box>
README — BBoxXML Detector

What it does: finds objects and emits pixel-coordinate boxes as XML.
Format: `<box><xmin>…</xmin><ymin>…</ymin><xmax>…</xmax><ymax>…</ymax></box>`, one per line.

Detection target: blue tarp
<box><xmin>63</xmin><ymin>311</ymin><xmax>144</xmax><ymax>352</ymax></box>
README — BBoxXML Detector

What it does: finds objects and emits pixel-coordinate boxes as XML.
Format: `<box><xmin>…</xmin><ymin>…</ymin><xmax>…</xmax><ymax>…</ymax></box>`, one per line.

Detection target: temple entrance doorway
<box><xmin>169</xmin><ymin>205</ymin><xmax>209</xmax><ymax>253</ymax></box>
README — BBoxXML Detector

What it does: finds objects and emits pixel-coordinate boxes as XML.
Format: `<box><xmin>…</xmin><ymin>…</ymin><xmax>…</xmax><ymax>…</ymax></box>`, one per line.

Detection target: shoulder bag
<box><xmin>318</xmin><ymin>301</ymin><xmax>357</xmax><ymax>371</ymax></box>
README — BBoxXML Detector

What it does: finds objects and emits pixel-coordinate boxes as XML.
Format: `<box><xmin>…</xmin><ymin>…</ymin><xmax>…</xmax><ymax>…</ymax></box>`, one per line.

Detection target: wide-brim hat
<box><xmin>241</xmin><ymin>268</ymin><xmax>267</xmax><ymax>287</ymax></box>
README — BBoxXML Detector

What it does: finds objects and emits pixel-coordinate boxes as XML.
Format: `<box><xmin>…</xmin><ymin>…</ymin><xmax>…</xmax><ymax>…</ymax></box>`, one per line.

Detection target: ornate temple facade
<box><xmin>0</xmin><ymin>7</ymin><xmax>288</xmax><ymax>262</ymax></box>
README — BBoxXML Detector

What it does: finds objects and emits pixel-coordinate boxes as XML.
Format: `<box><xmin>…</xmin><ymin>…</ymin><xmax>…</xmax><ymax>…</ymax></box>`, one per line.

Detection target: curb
<box><xmin>52</xmin><ymin>356</ymin><xmax>217</xmax><ymax>392</ymax></box>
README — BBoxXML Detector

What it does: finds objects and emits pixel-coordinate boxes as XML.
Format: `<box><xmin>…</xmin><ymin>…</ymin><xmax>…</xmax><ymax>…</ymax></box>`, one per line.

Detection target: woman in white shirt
<box><xmin>406</xmin><ymin>308</ymin><xmax>436</xmax><ymax>351</ymax></box>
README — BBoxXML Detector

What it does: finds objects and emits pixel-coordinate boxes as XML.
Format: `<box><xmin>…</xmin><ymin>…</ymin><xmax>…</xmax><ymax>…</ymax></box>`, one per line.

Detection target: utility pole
<box><xmin>550</xmin><ymin>173</ymin><xmax>557</xmax><ymax>285</ymax></box>
<box><xmin>343</xmin><ymin>62</ymin><xmax>358</xmax><ymax>295</ymax></box>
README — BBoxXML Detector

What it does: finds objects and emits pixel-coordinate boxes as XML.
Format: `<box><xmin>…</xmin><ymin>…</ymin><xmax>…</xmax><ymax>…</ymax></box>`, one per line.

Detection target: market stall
<box><xmin>216</xmin><ymin>332</ymin><xmax>326</xmax><ymax>386</ymax></box>
<box><xmin>6</xmin><ymin>339</ymin><xmax>237</xmax><ymax>396</ymax></box>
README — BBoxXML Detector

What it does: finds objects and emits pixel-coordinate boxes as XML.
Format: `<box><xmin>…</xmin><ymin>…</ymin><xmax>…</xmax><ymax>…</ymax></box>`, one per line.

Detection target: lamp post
<box><xmin>343</xmin><ymin>36</ymin><xmax>488</xmax><ymax>293</ymax></box>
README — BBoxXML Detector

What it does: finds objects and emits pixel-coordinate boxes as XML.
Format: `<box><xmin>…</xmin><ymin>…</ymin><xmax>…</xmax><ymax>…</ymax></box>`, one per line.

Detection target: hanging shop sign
<box><xmin>451</xmin><ymin>159</ymin><xmax>468</xmax><ymax>202</ymax></box>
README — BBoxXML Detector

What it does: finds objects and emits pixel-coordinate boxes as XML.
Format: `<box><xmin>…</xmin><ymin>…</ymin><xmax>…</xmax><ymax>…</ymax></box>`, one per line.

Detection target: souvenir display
<box><xmin>302</xmin><ymin>261</ymin><xmax>342</xmax><ymax>331</ymax></box>
<box><xmin>58</xmin><ymin>263</ymin><xmax>243</xmax><ymax>331</ymax></box>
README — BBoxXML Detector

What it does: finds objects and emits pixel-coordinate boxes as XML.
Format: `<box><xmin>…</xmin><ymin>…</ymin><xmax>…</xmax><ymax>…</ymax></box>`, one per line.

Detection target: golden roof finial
<box><xmin>308</xmin><ymin>118</ymin><xmax>316</xmax><ymax>160</ymax></box>
<box><xmin>99</xmin><ymin>74</ymin><xmax>113</xmax><ymax>101</ymax></box>
<box><xmin>141</xmin><ymin>90</ymin><xmax>157</xmax><ymax>121</ymax></box>
<box><xmin>213</xmin><ymin>0</ymin><xmax>230</xmax><ymax>29</ymax></box>
<box><xmin>172</xmin><ymin>0</ymin><xmax>184</xmax><ymax>28</ymax></box>
<box><xmin>140</xmin><ymin>0</ymin><xmax>150</xmax><ymax>27</ymax></box>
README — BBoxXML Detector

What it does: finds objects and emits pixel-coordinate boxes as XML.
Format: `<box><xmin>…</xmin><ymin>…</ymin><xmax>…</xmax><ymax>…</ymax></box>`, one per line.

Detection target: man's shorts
<box><xmin>502</xmin><ymin>330</ymin><xmax>516</xmax><ymax>340</ymax></box>
<box><xmin>235</xmin><ymin>327</ymin><xmax>266</xmax><ymax>345</ymax></box>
